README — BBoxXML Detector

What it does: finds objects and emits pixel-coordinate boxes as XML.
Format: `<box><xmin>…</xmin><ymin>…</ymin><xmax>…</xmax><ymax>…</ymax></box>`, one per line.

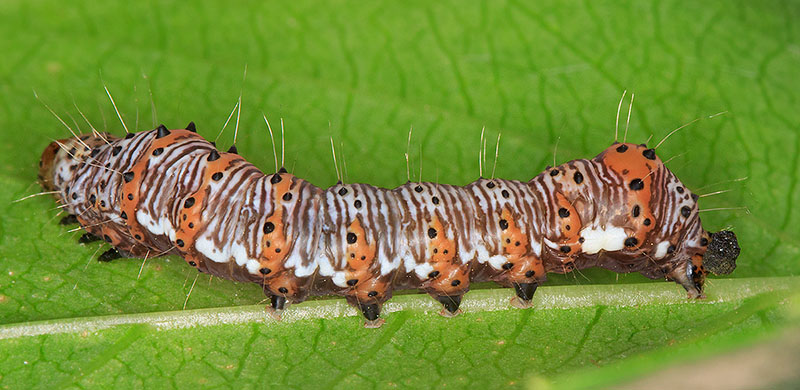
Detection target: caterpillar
<box><xmin>38</xmin><ymin>122</ymin><xmax>740</xmax><ymax>327</ymax></box>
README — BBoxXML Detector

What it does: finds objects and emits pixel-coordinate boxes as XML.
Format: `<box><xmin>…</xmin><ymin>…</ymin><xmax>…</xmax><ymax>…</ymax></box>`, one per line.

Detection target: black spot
<box><xmin>368</xmin><ymin>291</ymin><xmax>378</xmax><ymax>297</ymax></box>
<box><xmin>188</xmin><ymin>222</ymin><xmax>194</xmax><ymax>229</ymax></box>
<box><xmin>259</xmin><ymin>267</ymin><xmax>271</xmax><ymax>275</ymax></box>
<box><xmin>156</xmin><ymin>124</ymin><xmax>170</xmax><ymax>138</ymax></box>
<box><xmin>347</xmin><ymin>232</ymin><xmax>357</xmax><ymax>244</ymax></box>
<box><xmin>278</xmin><ymin>287</ymin><xmax>288</xmax><ymax>294</ymax></box>
<box><xmin>338</xmin><ymin>187</ymin><xmax>347</xmax><ymax>195</ymax></box>
<box><xmin>112</xmin><ymin>146</ymin><xmax>122</xmax><ymax>156</ymax></box>
<box><xmin>282</xmin><ymin>193</ymin><xmax>292</xmax><ymax>201</ymax></box>
<box><xmin>263</xmin><ymin>222</ymin><xmax>275</xmax><ymax>234</ymax></box>
<box><xmin>558</xmin><ymin>208</ymin><xmax>570</xmax><ymax>218</ymax></box>
<box><xmin>629</xmin><ymin>179</ymin><xmax>644</xmax><ymax>190</ymax></box>
<box><xmin>100</xmin><ymin>200</ymin><xmax>106</xmax><ymax>207</ymax></box>
<box><xmin>71</xmin><ymin>192</ymin><xmax>77</xmax><ymax>200</ymax></box>
<box><xmin>566</xmin><ymin>225</ymin><xmax>571</xmax><ymax>231</ymax></box>
<box><xmin>499</xmin><ymin>219</ymin><xmax>508</xmax><ymax>230</ymax></box>
<box><xmin>487</xmin><ymin>181</ymin><xmax>495</xmax><ymax>188</ymax></box>
<box><xmin>550</xmin><ymin>169</ymin><xmax>559</xmax><ymax>177</ymax></box>
<box><xmin>432</xmin><ymin>196</ymin><xmax>439</xmax><ymax>205</ymax></box>
<box><xmin>185</xmin><ymin>121</ymin><xmax>196</xmax><ymax>132</ymax></box>
<box><xmin>616</xmin><ymin>144</ymin><xmax>629</xmax><ymax>153</ymax></box>
<box><xmin>560</xmin><ymin>246</ymin><xmax>571</xmax><ymax>253</ymax></box>
<box><xmin>207</xmin><ymin>150</ymin><xmax>220</xmax><ymax>161</ymax></box>
<box><xmin>89</xmin><ymin>194</ymin><xmax>96</xmax><ymax>204</ymax></box>
<box><xmin>354</xmin><ymin>200</ymin><xmax>362</xmax><ymax>209</ymax></box>
<box><xmin>667</xmin><ymin>245</ymin><xmax>676</xmax><ymax>254</ymax></box>
<box><xmin>451</xmin><ymin>279</ymin><xmax>461</xmax><ymax>287</ymax></box>
<box><xmin>676</xmin><ymin>186</ymin><xmax>684</xmax><ymax>194</ymax></box>
<box><xmin>103</xmin><ymin>235</ymin><xmax>112</xmax><ymax>243</ymax></box>
<box><xmin>681</xmin><ymin>206</ymin><xmax>691</xmax><ymax>218</ymax></box>
<box><xmin>632</xmin><ymin>205</ymin><xmax>641</xmax><ymax>217</ymax></box>
<box><xmin>624</xmin><ymin>237</ymin><xmax>638</xmax><ymax>247</ymax></box>
<box><xmin>227</xmin><ymin>144</ymin><xmax>238</xmax><ymax>154</ymax></box>
<box><xmin>433</xmin><ymin>248</ymin><xmax>438</xmax><ymax>254</ymax></box>
<box><xmin>120</xmin><ymin>211</ymin><xmax>127</xmax><ymax>220</ymax></box>
<box><xmin>212</xmin><ymin>172</ymin><xmax>223</xmax><ymax>181</ymax></box>
<box><xmin>90</xmin><ymin>149</ymin><xmax>100</xmax><ymax>157</ymax></box>
<box><xmin>274</xmin><ymin>248</ymin><xmax>281</xmax><ymax>253</ymax></box>
<box><xmin>346</xmin><ymin>279</ymin><xmax>358</xmax><ymax>286</ymax></box>
<box><xmin>429</xmin><ymin>270</ymin><xmax>440</xmax><ymax>278</ymax></box>
<box><xmin>515</xmin><ymin>241</ymin><xmax>520</xmax><ymax>246</ymax></box>
<box><xmin>184</xmin><ymin>197</ymin><xmax>195</xmax><ymax>208</ymax></box>
<box><xmin>501</xmin><ymin>190</ymin><xmax>510</xmax><ymax>198</ymax></box>
<box><xmin>127</xmin><ymin>193</ymin><xmax>134</xmax><ymax>200</ymax></box>
<box><xmin>271</xmin><ymin>174</ymin><xmax>282</xmax><ymax>184</ymax></box>
<box><xmin>443</xmin><ymin>250</ymin><xmax>448</xmax><ymax>254</ymax></box>
<box><xmin>700</xmin><ymin>237</ymin><xmax>709</xmax><ymax>246</ymax></box>
<box><xmin>579</xmin><ymin>237</ymin><xmax>585</xmax><ymax>243</ymax></box>
<box><xmin>361</xmin><ymin>256</ymin><xmax>366</xmax><ymax>260</ymax></box>
<box><xmin>574</xmin><ymin>172</ymin><xmax>584</xmax><ymax>184</ymax></box>
<box><xmin>643</xmin><ymin>218</ymin><xmax>651</xmax><ymax>226</ymax></box>
<box><xmin>415</xmin><ymin>185</ymin><xmax>423</xmax><ymax>193</ymax></box>
<box><xmin>691</xmin><ymin>193</ymin><xmax>699</xmax><ymax>202</ymax></box>
<box><xmin>125</xmin><ymin>133</ymin><xmax>135</xmax><ymax>139</ymax></box>
<box><xmin>188</xmin><ymin>261</ymin><xmax>197</xmax><ymax>267</ymax></box>
<box><xmin>123</xmin><ymin>171</ymin><xmax>134</xmax><ymax>183</ymax></box>
<box><xmin>525</xmin><ymin>270</ymin><xmax>535</xmax><ymax>278</ymax></box>
<box><xmin>643</xmin><ymin>149</ymin><xmax>656</xmax><ymax>160</ymax></box>
<box><xmin>134</xmin><ymin>234</ymin><xmax>141</xmax><ymax>240</ymax></box>
<box><xmin>176</xmin><ymin>239</ymin><xmax>185</xmax><ymax>247</ymax></box>
<box><xmin>428</xmin><ymin>228</ymin><xmax>437</xmax><ymax>239</ymax></box>
<box><xmin>152</xmin><ymin>147</ymin><xmax>164</xmax><ymax>156</ymax></box>
<box><xmin>69</xmin><ymin>147</ymin><xmax>76</xmax><ymax>155</ymax></box>
<box><xmin>502</xmin><ymin>262</ymin><xmax>513</xmax><ymax>270</ymax></box>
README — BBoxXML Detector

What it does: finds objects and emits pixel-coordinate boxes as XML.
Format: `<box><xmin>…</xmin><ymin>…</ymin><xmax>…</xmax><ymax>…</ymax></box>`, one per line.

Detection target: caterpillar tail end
<box><xmin>59</xmin><ymin>214</ymin><xmax>78</xmax><ymax>225</ymax></box>
<box><xmin>98</xmin><ymin>248</ymin><xmax>123</xmax><ymax>262</ymax></box>
<box><xmin>79</xmin><ymin>233</ymin><xmax>101</xmax><ymax>244</ymax></box>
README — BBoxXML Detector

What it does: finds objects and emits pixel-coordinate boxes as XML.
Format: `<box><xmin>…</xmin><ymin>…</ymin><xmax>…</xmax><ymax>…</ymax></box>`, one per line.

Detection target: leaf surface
<box><xmin>0</xmin><ymin>0</ymin><xmax>798</xmax><ymax>388</ymax></box>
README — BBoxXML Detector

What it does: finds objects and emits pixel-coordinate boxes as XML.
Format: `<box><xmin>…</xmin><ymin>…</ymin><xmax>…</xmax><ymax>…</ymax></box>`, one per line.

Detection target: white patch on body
<box><xmin>195</xmin><ymin>236</ymin><xmax>228</xmax><ymax>263</ymax></box>
<box><xmin>580</xmin><ymin>225</ymin><xmax>628</xmax><ymax>254</ymax></box>
<box><xmin>414</xmin><ymin>262</ymin><xmax>434</xmax><ymax>279</ymax></box>
<box><xmin>654</xmin><ymin>241</ymin><xmax>671</xmax><ymax>259</ymax></box>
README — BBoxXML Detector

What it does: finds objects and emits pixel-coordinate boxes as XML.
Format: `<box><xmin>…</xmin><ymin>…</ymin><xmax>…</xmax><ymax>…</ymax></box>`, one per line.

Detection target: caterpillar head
<box><xmin>667</xmin><ymin>230</ymin><xmax>739</xmax><ymax>298</ymax></box>
<box><xmin>595</xmin><ymin>142</ymin><xmax>740</xmax><ymax>298</ymax></box>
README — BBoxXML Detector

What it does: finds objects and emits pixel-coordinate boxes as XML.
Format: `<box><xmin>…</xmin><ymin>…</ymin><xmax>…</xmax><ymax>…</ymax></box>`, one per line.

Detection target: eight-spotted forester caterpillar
<box><xmin>38</xmin><ymin>121</ymin><xmax>740</xmax><ymax>327</ymax></box>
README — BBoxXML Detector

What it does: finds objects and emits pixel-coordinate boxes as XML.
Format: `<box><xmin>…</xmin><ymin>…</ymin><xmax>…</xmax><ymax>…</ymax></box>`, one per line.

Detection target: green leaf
<box><xmin>1</xmin><ymin>0</ymin><xmax>798</xmax><ymax>388</ymax></box>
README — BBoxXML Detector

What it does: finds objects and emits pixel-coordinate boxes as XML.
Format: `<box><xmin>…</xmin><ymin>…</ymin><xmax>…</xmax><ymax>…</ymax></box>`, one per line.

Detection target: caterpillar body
<box><xmin>39</xmin><ymin>123</ymin><xmax>740</xmax><ymax>327</ymax></box>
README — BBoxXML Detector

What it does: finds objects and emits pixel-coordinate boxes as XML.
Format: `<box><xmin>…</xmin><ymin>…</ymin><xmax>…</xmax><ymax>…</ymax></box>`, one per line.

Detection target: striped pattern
<box><xmin>40</xmin><ymin>127</ymin><xmax>715</xmax><ymax>325</ymax></box>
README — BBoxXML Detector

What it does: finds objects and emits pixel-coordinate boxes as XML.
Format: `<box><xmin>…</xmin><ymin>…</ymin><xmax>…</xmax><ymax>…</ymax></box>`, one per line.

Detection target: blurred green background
<box><xmin>1</xmin><ymin>0</ymin><xmax>799</xmax><ymax>388</ymax></box>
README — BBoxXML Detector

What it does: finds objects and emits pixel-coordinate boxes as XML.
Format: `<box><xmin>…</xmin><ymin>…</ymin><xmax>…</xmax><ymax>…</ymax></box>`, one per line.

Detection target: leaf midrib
<box><xmin>1</xmin><ymin>277</ymin><xmax>795</xmax><ymax>340</ymax></box>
